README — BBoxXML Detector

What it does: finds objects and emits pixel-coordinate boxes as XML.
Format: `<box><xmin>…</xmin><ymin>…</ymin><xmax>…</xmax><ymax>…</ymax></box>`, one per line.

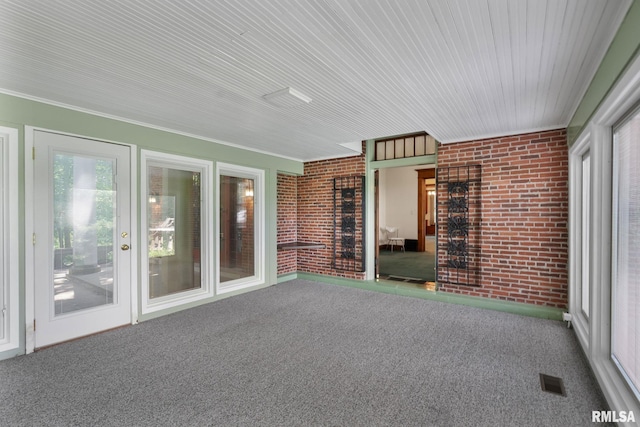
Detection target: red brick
<box><xmin>438</xmin><ymin>129</ymin><xmax>568</xmax><ymax>308</ymax></box>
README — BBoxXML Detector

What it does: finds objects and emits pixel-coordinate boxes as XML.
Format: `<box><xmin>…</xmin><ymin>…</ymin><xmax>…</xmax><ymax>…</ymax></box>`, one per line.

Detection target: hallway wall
<box><xmin>378</xmin><ymin>167</ymin><xmax>418</xmax><ymax>240</ymax></box>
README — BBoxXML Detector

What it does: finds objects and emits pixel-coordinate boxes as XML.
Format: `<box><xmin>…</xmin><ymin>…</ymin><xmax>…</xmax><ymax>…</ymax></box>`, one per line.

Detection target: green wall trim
<box><xmin>277</xmin><ymin>273</ymin><xmax>298</xmax><ymax>283</ymax></box>
<box><xmin>296</xmin><ymin>272</ymin><xmax>564</xmax><ymax>321</ymax></box>
<box><xmin>568</xmin><ymin>0</ymin><xmax>640</xmax><ymax>145</ymax></box>
<box><xmin>369</xmin><ymin>154</ymin><xmax>437</xmax><ymax>169</ymax></box>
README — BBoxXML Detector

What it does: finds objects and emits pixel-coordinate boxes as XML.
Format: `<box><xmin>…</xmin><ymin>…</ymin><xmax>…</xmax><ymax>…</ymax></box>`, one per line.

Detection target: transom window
<box><xmin>374</xmin><ymin>132</ymin><xmax>436</xmax><ymax>161</ymax></box>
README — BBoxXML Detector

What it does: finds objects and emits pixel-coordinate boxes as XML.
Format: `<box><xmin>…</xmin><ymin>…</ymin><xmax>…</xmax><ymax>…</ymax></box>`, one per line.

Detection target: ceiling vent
<box><xmin>263</xmin><ymin>87</ymin><xmax>312</xmax><ymax>108</ymax></box>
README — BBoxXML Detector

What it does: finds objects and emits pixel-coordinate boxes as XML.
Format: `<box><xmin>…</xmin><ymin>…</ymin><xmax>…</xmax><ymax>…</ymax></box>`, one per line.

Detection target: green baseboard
<box><xmin>277</xmin><ymin>272</ymin><xmax>298</xmax><ymax>283</ymax></box>
<box><xmin>295</xmin><ymin>272</ymin><xmax>564</xmax><ymax>321</ymax></box>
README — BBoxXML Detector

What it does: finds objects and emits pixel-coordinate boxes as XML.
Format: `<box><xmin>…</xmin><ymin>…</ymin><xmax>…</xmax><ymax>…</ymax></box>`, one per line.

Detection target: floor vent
<box><xmin>539</xmin><ymin>374</ymin><xmax>566</xmax><ymax>396</ymax></box>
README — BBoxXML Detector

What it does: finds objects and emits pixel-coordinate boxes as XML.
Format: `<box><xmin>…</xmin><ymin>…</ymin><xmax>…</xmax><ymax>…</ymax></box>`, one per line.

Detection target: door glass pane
<box><xmin>612</xmin><ymin>109</ymin><xmax>640</xmax><ymax>399</ymax></box>
<box><xmin>148</xmin><ymin>166</ymin><xmax>201</xmax><ymax>298</ymax></box>
<box><xmin>220</xmin><ymin>175</ymin><xmax>255</xmax><ymax>282</ymax></box>
<box><xmin>52</xmin><ymin>153</ymin><xmax>115</xmax><ymax>315</ymax></box>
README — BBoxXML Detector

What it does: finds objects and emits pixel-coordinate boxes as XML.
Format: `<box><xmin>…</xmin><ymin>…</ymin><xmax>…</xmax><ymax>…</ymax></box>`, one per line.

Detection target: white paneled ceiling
<box><xmin>0</xmin><ymin>0</ymin><xmax>631</xmax><ymax>161</ymax></box>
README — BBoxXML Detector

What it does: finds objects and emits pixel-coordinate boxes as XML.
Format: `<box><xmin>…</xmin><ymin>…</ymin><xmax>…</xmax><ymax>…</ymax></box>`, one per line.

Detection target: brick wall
<box><xmin>296</xmin><ymin>151</ymin><xmax>366</xmax><ymax>280</ymax></box>
<box><xmin>276</xmin><ymin>131</ymin><xmax>568</xmax><ymax>308</ymax></box>
<box><xmin>277</xmin><ymin>173</ymin><xmax>298</xmax><ymax>276</ymax></box>
<box><xmin>437</xmin><ymin>129</ymin><xmax>569</xmax><ymax>308</ymax></box>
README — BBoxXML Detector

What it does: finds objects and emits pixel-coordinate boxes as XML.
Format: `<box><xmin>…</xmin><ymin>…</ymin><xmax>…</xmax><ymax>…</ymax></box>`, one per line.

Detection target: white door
<box><xmin>33</xmin><ymin>131</ymin><xmax>132</xmax><ymax>348</ymax></box>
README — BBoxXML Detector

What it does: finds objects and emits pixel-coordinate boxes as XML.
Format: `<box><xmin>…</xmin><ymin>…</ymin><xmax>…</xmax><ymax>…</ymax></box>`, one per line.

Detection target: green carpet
<box><xmin>379</xmin><ymin>248</ymin><xmax>436</xmax><ymax>281</ymax></box>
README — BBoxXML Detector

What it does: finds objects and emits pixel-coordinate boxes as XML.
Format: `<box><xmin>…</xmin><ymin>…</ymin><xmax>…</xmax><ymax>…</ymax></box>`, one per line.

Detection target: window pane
<box><xmin>52</xmin><ymin>154</ymin><xmax>115</xmax><ymax>314</ymax></box>
<box><xmin>404</xmin><ymin>138</ymin><xmax>415</xmax><ymax>157</ymax></box>
<box><xmin>425</xmin><ymin>135</ymin><xmax>437</xmax><ymax>155</ymax></box>
<box><xmin>415</xmin><ymin>135</ymin><xmax>426</xmax><ymax>156</ymax></box>
<box><xmin>581</xmin><ymin>152</ymin><xmax>590</xmax><ymax>318</ymax></box>
<box><xmin>148</xmin><ymin>166</ymin><xmax>201</xmax><ymax>298</ymax></box>
<box><xmin>394</xmin><ymin>139</ymin><xmax>404</xmax><ymax>158</ymax></box>
<box><xmin>220</xmin><ymin>175</ymin><xmax>255</xmax><ymax>282</ymax></box>
<box><xmin>376</xmin><ymin>142</ymin><xmax>386</xmax><ymax>160</ymax></box>
<box><xmin>612</xmin><ymin>109</ymin><xmax>640</xmax><ymax>399</ymax></box>
<box><xmin>385</xmin><ymin>141</ymin><xmax>395</xmax><ymax>160</ymax></box>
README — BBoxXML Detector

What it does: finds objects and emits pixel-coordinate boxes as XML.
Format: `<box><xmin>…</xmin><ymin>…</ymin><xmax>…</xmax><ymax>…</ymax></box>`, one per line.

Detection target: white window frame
<box><xmin>216</xmin><ymin>162</ymin><xmax>265</xmax><ymax>294</ymax></box>
<box><xmin>611</xmin><ymin>109</ymin><xmax>640</xmax><ymax>401</ymax></box>
<box><xmin>0</xmin><ymin>126</ymin><xmax>19</xmax><ymax>354</ymax></box>
<box><xmin>570</xmin><ymin>51</ymin><xmax>640</xmax><ymax>420</ymax></box>
<box><xmin>568</xmin><ymin>131</ymin><xmax>591</xmax><ymax>349</ymax></box>
<box><xmin>140</xmin><ymin>150</ymin><xmax>213</xmax><ymax>314</ymax></box>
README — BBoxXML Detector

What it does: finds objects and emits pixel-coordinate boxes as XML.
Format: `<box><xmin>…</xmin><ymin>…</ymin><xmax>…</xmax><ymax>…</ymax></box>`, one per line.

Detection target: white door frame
<box><xmin>25</xmin><ymin>127</ymin><xmax>138</xmax><ymax>353</ymax></box>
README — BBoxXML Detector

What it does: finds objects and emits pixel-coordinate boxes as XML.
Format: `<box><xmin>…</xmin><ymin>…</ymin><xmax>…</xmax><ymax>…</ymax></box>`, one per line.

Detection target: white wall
<box><xmin>379</xmin><ymin>166</ymin><xmax>418</xmax><ymax>240</ymax></box>
<box><xmin>378</xmin><ymin>169</ymin><xmax>387</xmax><ymax>242</ymax></box>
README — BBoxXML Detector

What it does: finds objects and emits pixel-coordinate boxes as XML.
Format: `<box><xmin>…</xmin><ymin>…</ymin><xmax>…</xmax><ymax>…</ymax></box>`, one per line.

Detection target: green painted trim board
<box><xmin>568</xmin><ymin>1</ymin><xmax>640</xmax><ymax>145</ymax></box>
<box><xmin>277</xmin><ymin>273</ymin><xmax>298</xmax><ymax>283</ymax></box>
<box><xmin>297</xmin><ymin>272</ymin><xmax>564</xmax><ymax>321</ymax></box>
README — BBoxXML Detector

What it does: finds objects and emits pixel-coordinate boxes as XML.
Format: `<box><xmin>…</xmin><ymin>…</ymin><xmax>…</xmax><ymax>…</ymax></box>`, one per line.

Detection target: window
<box><xmin>141</xmin><ymin>151</ymin><xmax>212</xmax><ymax>313</ymax></box>
<box><xmin>0</xmin><ymin>132</ymin><xmax>5</xmax><ymax>344</ymax></box>
<box><xmin>217</xmin><ymin>163</ymin><xmax>264</xmax><ymax>294</ymax></box>
<box><xmin>569</xmin><ymin>132</ymin><xmax>592</xmax><ymax>353</ymax></box>
<box><xmin>581</xmin><ymin>152</ymin><xmax>591</xmax><ymax>319</ymax></box>
<box><xmin>569</xmin><ymin>48</ymin><xmax>640</xmax><ymax>417</ymax></box>
<box><xmin>612</xmin><ymin>108</ymin><xmax>640</xmax><ymax>399</ymax></box>
<box><xmin>0</xmin><ymin>126</ymin><xmax>18</xmax><ymax>354</ymax></box>
<box><xmin>374</xmin><ymin>132</ymin><xmax>436</xmax><ymax>161</ymax></box>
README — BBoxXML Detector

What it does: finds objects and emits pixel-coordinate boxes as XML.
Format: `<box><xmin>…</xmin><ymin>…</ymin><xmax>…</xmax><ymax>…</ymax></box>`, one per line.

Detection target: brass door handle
<box><xmin>121</xmin><ymin>244</ymin><xmax>130</xmax><ymax>251</ymax></box>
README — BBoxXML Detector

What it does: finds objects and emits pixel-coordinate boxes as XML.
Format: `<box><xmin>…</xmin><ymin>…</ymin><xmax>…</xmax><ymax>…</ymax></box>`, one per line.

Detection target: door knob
<box><xmin>121</xmin><ymin>244</ymin><xmax>130</xmax><ymax>251</ymax></box>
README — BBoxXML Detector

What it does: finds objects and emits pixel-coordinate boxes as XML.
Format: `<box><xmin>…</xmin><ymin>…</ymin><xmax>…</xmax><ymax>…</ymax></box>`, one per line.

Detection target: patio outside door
<box><xmin>33</xmin><ymin>131</ymin><xmax>132</xmax><ymax>348</ymax></box>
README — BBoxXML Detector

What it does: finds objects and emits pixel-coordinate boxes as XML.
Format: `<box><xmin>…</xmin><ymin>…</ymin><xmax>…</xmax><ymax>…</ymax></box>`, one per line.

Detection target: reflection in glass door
<box><xmin>52</xmin><ymin>154</ymin><xmax>115</xmax><ymax>314</ymax></box>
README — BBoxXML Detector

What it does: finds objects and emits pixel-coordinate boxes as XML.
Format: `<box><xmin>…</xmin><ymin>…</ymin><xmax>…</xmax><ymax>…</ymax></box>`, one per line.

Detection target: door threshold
<box><xmin>378</xmin><ymin>275</ymin><xmax>437</xmax><ymax>292</ymax></box>
<box><xmin>35</xmin><ymin>323</ymin><xmax>131</xmax><ymax>352</ymax></box>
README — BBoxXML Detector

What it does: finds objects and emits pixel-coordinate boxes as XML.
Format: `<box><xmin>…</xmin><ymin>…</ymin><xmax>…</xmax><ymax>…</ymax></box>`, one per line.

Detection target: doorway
<box><xmin>30</xmin><ymin>130</ymin><xmax>132</xmax><ymax>348</ymax></box>
<box><xmin>417</xmin><ymin>168</ymin><xmax>436</xmax><ymax>251</ymax></box>
<box><xmin>376</xmin><ymin>165</ymin><xmax>436</xmax><ymax>287</ymax></box>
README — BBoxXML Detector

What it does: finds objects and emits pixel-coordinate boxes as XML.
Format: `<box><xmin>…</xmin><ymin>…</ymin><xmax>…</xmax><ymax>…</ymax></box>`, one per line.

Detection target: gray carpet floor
<box><xmin>0</xmin><ymin>279</ymin><xmax>610</xmax><ymax>426</ymax></box>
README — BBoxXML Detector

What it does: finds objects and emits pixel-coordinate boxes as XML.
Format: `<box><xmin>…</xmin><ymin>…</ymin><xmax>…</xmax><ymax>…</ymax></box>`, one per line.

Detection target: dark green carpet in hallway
<box><xmin>379</xmin><ymin>248</ymin><xmax>436</xmax><ymax>281</ymax></box>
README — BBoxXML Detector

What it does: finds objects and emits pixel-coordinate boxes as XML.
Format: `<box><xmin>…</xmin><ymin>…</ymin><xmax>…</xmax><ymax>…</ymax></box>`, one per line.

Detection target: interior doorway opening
<box><xmin>375</xmin><ymin>165</ymin><xmax>436</xmax><ymax>290</ymax></box>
